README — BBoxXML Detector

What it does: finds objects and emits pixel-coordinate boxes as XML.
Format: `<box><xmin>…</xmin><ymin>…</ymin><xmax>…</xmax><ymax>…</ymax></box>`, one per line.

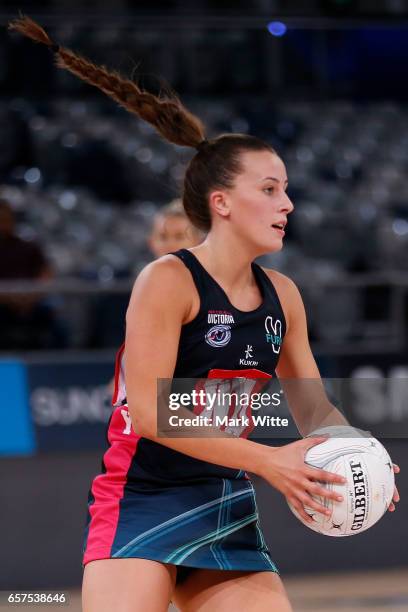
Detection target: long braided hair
<box><xmin>9</xmin><ymin>16</ymin><xmax>275</xmax><ymax>231</ymax></box>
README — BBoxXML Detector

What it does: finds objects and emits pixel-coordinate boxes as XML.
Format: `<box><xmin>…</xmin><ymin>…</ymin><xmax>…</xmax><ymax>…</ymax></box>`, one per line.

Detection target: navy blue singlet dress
<box><xmin>82</xmin><ymin>248</ymin><xmax>287</xmax><ymax>584</ymax></box>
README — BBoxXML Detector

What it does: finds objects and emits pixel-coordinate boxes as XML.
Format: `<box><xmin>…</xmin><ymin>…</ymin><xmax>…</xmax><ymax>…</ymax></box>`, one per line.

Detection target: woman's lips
<box><xmin>271</xmin><ymin>225</ymin><xmax>285</xmax><ymax>236</ymax></box>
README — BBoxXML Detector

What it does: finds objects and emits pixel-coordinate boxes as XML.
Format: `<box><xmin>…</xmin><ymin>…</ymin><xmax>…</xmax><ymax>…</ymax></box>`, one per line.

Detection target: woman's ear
<box><xmin>209</xmin><ymin>190</ymin><xmax>230</xmax><ymax>220</ymax></box>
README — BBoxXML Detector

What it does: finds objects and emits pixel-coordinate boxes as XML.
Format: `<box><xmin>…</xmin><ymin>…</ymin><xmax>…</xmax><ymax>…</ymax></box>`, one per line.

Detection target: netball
<box><xmin>289</xmin><ymin>427</ymin><xmax>395</xmax><ymax>536</ymax></box>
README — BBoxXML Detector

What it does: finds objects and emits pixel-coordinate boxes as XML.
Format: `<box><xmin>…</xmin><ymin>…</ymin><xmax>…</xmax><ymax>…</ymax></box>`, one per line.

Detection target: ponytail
<box><xmin>8</xmin><ymin>15</ymin><xmax>206</xmax><ymax>149</ymax></box>
<box><xmin>9</xmin><ymin>16</ymin><xmax>275</xmax><ymax>234</ymax></box>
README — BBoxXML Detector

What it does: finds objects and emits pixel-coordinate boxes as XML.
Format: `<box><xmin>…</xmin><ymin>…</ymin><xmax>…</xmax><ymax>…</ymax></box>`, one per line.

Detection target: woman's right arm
<box><xmin>124</xmin><ymin>256</ymin><xmax>345</xmax><ymax>523</ymax></box>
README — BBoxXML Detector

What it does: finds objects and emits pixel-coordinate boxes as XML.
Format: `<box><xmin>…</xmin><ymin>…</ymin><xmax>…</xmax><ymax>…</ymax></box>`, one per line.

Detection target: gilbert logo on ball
<box><xmin>288</xmin><ymin>425</ymin><xmax>395</xmax><ymax>536</ymax></box>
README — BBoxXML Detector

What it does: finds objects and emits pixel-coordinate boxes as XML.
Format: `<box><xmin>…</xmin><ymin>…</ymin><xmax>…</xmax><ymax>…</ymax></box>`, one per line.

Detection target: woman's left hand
<box><xmin>388</xmin><ymin>463</ymin><xmax>400</xmax><ymax>512</ymax></box>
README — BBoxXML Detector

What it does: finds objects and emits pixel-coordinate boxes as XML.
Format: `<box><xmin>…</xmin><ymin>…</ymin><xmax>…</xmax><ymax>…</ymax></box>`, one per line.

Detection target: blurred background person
<box><xmin>148</xmin><ymin>198</ymin><xmax>204</xmax><ymax>258</ymax></box>
<box><xmin>0</xmin><ymin>198</ymin><xmax>67</xmax><ymax>349</ymax></box>
<box><xmin>88</xmin><ymin>197</ymin><xmax>204</xmax><ymax>350</ymax></box>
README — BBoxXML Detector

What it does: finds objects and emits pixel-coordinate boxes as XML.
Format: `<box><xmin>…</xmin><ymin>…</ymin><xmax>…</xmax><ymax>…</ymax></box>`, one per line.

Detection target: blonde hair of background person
<box><xmin>9</xmin><ymin>16</ymin><xmax>400</xmax><ymax>612</ymax></box>
<box><xmin>149</xmin><ymin>198</ymin><xmax>204</xmax><ymax>258</ymax></box>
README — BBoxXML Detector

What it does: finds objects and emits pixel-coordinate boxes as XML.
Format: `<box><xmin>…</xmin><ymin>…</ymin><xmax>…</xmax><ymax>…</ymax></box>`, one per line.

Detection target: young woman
<box><xmin>10</xmin><ymin>17</ymin><xmax>400</xmax><ymax>612</ymax></box>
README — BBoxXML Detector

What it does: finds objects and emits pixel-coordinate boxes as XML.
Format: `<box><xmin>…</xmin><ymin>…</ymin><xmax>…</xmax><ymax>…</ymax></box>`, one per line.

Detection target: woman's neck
<box><xmin>188</xmin><ymin>233</ymin><xmax>260</xmax><ymax>294</ymax></box>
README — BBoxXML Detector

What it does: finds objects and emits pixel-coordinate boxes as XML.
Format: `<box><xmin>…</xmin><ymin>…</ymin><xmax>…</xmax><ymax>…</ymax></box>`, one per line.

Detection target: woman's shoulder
<box><xmin>258</xmin><ymin>266</ymin><xmax>304</xmax><ymax>327</ymax></box>
<box><xmin>135</xmin><ymin>253</ymin><xmax>193</xmax><ymax>288</ymax></box>
<box><xmin>129</xmin><ymin>254</ymin><xmax>196</xmax><ymax>322</ymax></box>
<box><xmin>258</xmin><ymin>266</ymin><xmax>299</xmax><ymax>297</ymax></box>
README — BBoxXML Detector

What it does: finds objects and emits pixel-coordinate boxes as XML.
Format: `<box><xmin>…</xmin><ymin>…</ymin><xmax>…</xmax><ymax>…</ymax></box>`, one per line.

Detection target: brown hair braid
<box><xmin>9</xmin><ymin>15</ymin><xmax>276</xmax><ymax>232</ymax></box>
<box><xmin>8</xmin><ymin>15</ymin><xmax>205</xmax><ymax>148</ymax></box>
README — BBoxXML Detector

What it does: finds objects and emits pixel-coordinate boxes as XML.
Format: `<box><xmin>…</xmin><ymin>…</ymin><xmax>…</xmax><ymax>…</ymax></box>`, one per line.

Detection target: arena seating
<box><xmin>1</xmin><ymin>98</ymin><xmax>407</xmax><ymax>347</ymax></box>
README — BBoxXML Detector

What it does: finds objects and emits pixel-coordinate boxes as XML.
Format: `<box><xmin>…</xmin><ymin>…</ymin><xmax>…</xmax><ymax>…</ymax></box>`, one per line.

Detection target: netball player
<box><xmin>9</xmin><ymin>17</ymin><xmax>400</xmax><ymax>612</ymax></box>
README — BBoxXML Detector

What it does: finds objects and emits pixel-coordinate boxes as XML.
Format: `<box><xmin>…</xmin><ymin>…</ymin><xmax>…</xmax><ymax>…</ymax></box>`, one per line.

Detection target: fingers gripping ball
<box><xmin>288</xmin><ymin>426</ymin><xmax>395</xmax><ymax>536</ymax></box>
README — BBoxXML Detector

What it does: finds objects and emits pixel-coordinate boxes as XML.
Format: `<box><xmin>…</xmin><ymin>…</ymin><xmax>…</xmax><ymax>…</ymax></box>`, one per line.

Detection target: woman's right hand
<box><xmin>259</xmin><ymin>436</ymin><xmax>347</xmax><ymax>524</ymax></box>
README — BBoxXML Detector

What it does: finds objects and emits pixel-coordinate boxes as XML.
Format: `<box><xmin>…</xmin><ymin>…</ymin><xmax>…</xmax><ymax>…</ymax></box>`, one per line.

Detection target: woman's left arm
<box><xmin>267</xmin><ymin>270</ymin><xmax>400</xmax><ymax>511</ymax></box>
<box><xmin>270</xmin><ymin>270</ymin><xmax>348</xmax><ymax>434</ymax></box>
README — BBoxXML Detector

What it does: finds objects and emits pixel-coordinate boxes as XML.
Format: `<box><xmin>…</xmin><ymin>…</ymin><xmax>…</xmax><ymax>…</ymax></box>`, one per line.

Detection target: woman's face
<box><xmin>211</xmin><ymin>149</ymin><xmax>294</xmax><ymax>255</ymax></box>
<box><xmin>149</xmin><ymin>214</ymin><xmax>202</xmax><ymax>258</ymax></box>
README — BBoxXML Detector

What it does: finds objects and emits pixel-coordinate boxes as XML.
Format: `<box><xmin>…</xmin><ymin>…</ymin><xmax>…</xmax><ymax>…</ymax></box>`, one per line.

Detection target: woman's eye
<box><xmin>264</xmin><ymin>187</ymin><xmax>274</xmax><ymax>195</ymax></box>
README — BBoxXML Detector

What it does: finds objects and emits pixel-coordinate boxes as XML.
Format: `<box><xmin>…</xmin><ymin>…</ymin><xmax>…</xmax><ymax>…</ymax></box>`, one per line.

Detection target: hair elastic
<box><xmin>196</xmin><ymin>139</ymin><xmax>209</xmax><ymax>151</ymax></box>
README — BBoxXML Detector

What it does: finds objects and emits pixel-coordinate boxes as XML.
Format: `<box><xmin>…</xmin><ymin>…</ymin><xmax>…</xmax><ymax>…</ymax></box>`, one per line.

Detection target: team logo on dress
<box><xmin>205</xmin><ymin>324</ymin><xmax>232</xmax><ymax>347</ymax></box>
<box><xmin>265</xmin><ymin>316</ymin><xmax>282</xmax><ymax>354</ymax></box>
<box><xmin>239</xmin><ymin>344</ymin><xmax>259</xmax><ymax>367</ymax></box>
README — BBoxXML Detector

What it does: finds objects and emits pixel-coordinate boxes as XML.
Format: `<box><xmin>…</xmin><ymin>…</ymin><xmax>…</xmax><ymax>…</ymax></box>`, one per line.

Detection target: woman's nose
<box><xmin>281</xmin><ymin>192</ymin><xmax>294</xmax><ymax>213</ymax></box>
